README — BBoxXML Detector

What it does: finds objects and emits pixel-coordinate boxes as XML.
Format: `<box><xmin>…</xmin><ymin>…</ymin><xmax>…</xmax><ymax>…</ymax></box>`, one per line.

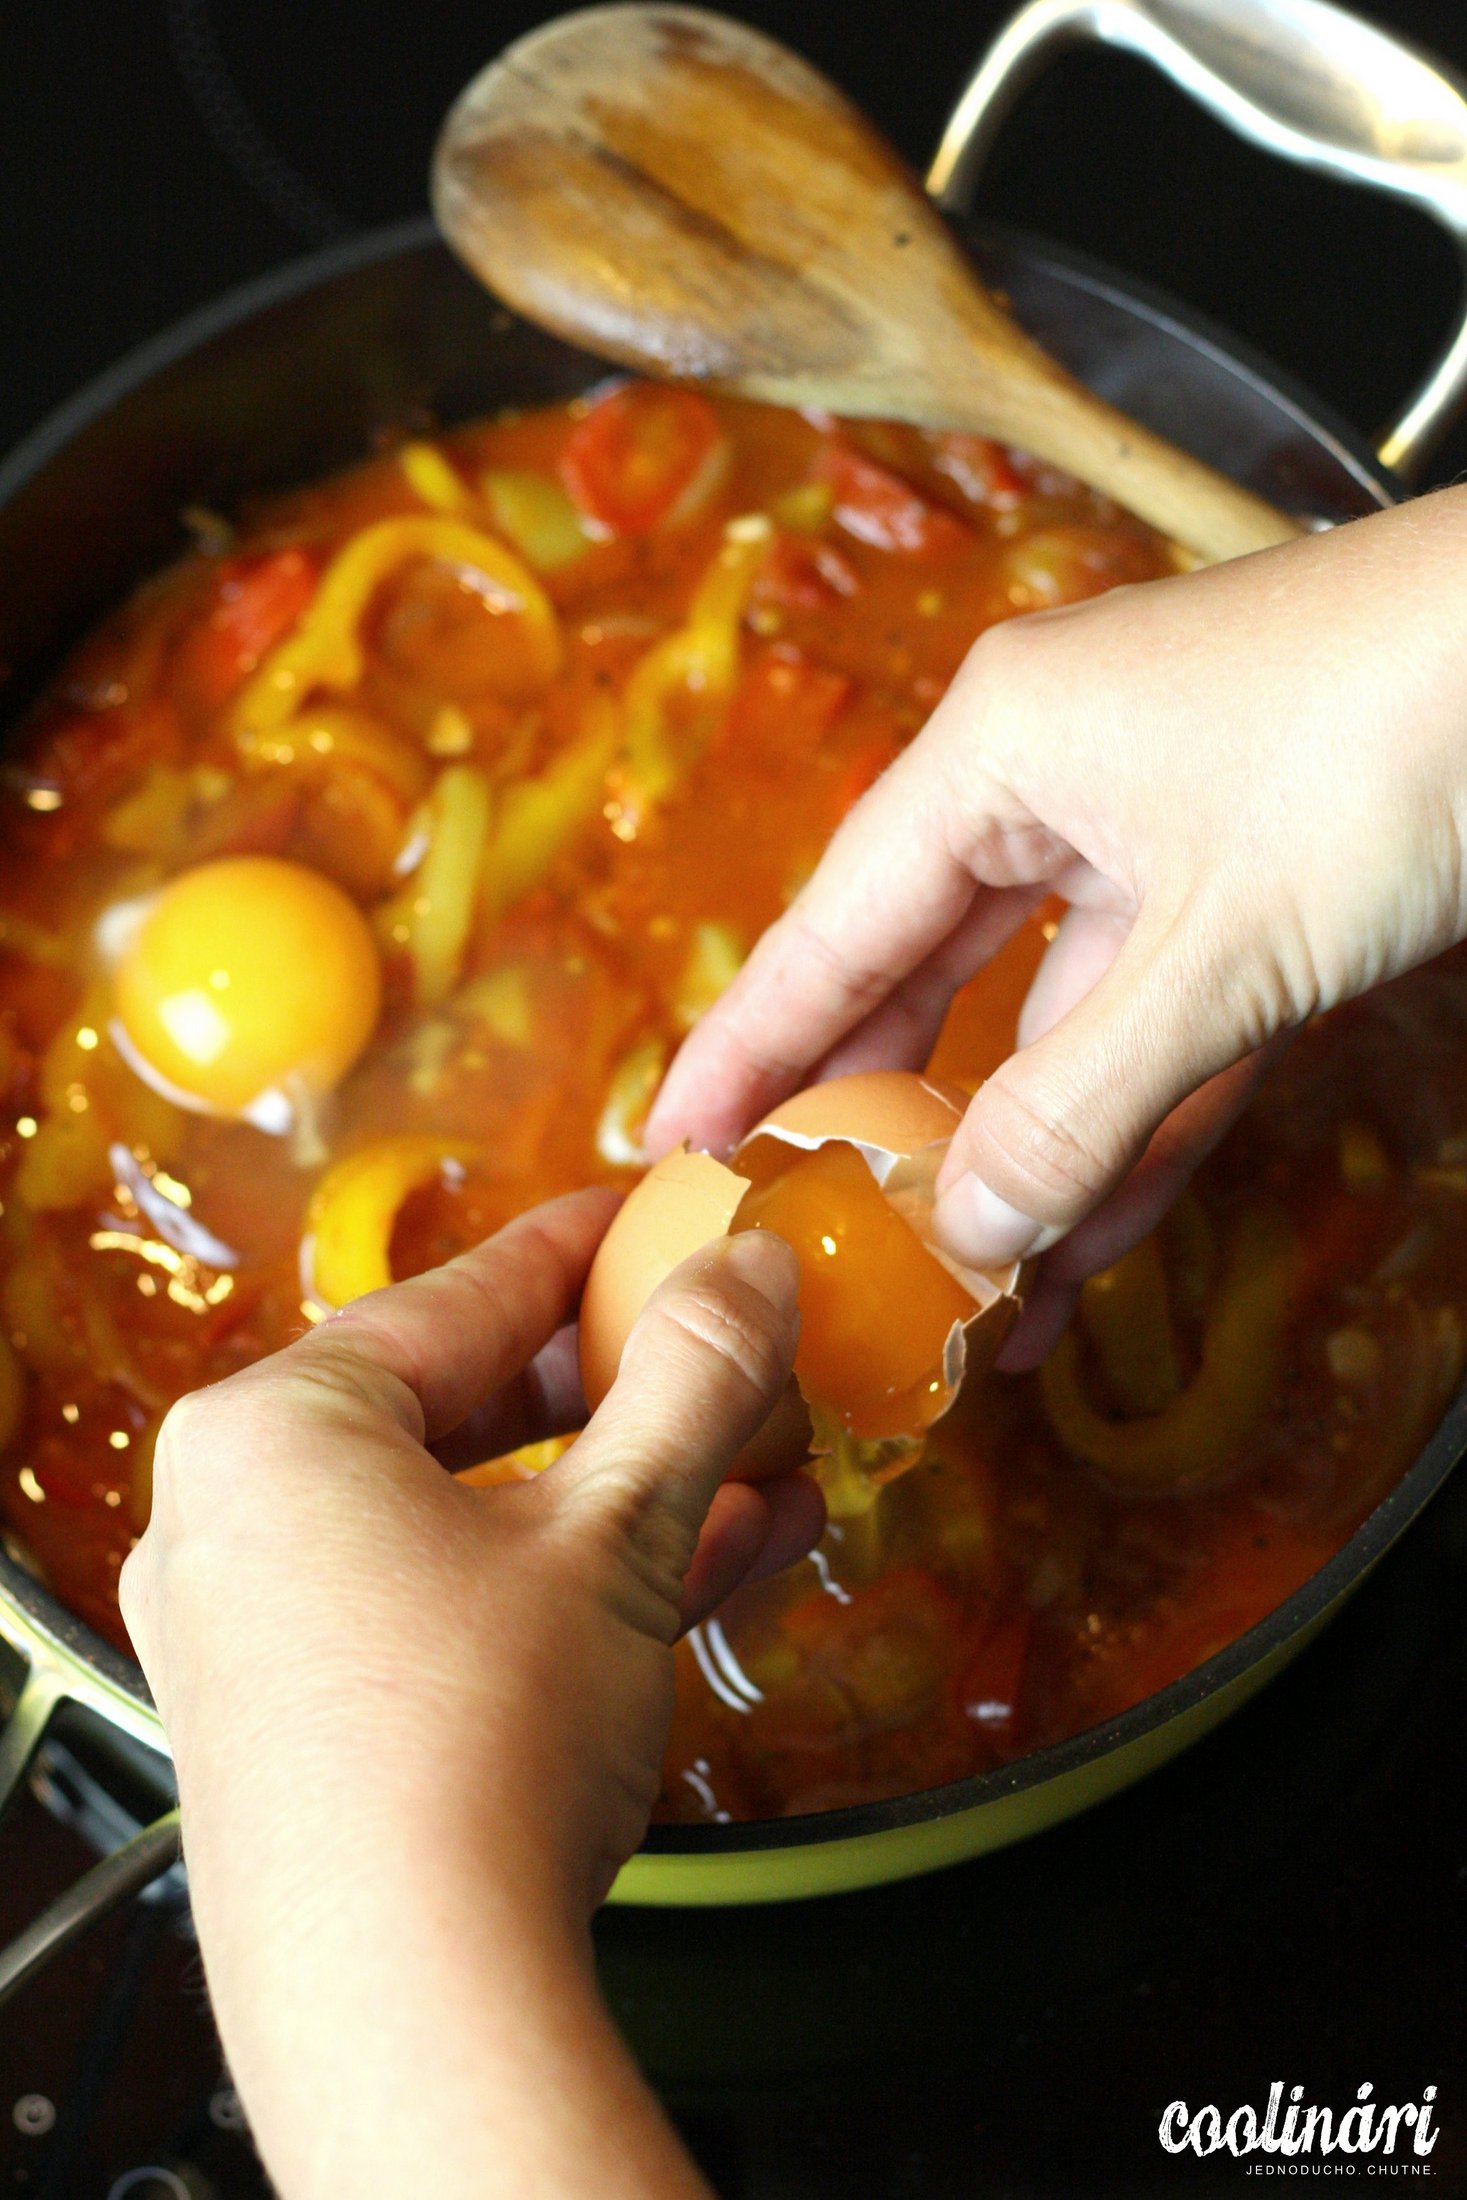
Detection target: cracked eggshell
<box><xmin>579</xmin><ymin>1147</ymin><xmax>750</xmax><ymax>1411</ymax></box>
<box><xmin>747</xmin><ymin>1068</ymin><xmax>1024</xmax><ymax>1308</ymax></box>
<box><xmin>739</xmin><ymin>1070</ymin><xmax>968</xmax><ymax>1180</ymax></box>
<box><xmin>741</xmin><ymin>1070</ymin><xmax>1025</xmax><ymax>1436</ymax></box>
<box><xmin>577</xmin><ymin>1069</ymin><xmax>1026</xmax><ymax>1443</ymax></box>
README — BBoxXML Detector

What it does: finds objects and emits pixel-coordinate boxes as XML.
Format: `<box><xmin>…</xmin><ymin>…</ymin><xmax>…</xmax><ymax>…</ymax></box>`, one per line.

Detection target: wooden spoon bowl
<box><xmin>433</xmin><ymin>4</ymin><xmax>1301</xmax><ymax>561</ymax></box>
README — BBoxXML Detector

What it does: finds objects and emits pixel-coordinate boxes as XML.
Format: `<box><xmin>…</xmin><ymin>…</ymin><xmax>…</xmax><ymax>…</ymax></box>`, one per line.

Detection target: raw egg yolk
<box><xmin>735</xmin><ymin>1139</ymin><xmax>975</xmax><ymax>1440</ymax></box>
<box><xmin>114</xmin><ymin>855</ymin><xmax>382</xmax><ymax>1118</ymax></box>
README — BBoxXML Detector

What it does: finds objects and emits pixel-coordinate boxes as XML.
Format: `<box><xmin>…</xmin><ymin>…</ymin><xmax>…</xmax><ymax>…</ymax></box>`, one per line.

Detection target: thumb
<box><xmin>556</xmin><ymin>1230</ymin><xmax>818</xmax><ymax>1632</ymax></box>
<box><xmin>933</xmin><ymin>923</ymin><xmax>1248</xmax><ymax>1266</ymax></box>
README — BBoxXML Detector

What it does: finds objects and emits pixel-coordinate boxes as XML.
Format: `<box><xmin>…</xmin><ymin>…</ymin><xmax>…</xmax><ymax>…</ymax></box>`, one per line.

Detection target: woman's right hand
<box><xmin>648</xmin><ymin>488</ymin><xmax>1467</xmax><ymax>1361</ymax></box>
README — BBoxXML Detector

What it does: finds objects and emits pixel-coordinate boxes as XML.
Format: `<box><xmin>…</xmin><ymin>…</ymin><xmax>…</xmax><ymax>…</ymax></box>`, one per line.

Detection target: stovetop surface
<box><xmin>3</xmin><ymin>2</ymin><xmax>1466</xmax><ymax>2191</ymax></box>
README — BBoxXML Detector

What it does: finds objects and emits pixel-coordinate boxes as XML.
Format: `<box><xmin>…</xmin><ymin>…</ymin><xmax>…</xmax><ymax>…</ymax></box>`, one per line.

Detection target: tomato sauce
<box><xmin>1</xmin><ymin>385</ymin><xmax>1462</xmax><ymax>1820</ymax></box>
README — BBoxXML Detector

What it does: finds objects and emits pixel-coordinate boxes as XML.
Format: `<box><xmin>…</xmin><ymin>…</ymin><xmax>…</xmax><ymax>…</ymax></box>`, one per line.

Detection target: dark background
<box><xmin>5</xmin><ymin>0</ymin><xmax>1467</xmax><ymax>479</ymax></box>
<box><xmin>2</xmin><ymin>4</ymin><xmax>1466</xmax><ymax>2194</ymax></box>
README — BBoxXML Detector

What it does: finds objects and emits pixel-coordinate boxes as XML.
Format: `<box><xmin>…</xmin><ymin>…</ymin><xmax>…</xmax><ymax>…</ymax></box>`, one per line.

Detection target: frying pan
<box><xmin>3</xmin><ymin>0</ymin><xmax>1467</xmax><ymax>1947</ymax></box>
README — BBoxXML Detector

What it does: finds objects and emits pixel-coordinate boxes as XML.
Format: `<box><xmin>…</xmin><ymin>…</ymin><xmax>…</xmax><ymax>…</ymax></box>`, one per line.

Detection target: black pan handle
<box><xmin>927</xmin><ymin>0</ymin><xmax>1467</xmax><ymax>482</ymax></box>
<box><xmin>0</xmin><ymin>1645</ymin><xmax>178</xmax><ymax>2005</ymax></box>
<box><xmin>0</xmin><ymin>1801</ymin><xmax>182</xmax><ymax>2012</ymax></box>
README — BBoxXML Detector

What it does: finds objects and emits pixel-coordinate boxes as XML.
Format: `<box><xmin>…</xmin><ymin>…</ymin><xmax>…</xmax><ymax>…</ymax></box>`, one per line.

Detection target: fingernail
<box><xmin>646</xmin><ymin>1115</ymin><xmax>735</xmax><ymax>1167</ymax></box>
<box><xmin>714</xmin><ymin>1229</ymin><xmax>800</xmax><ymax>1311</ymax></box>
<box><xmin>641</xmin><ymin>1102</ymin><xmax>677</xmax><ymax>1161</ymax></box>
<box><xmin>933</xmin><ymin>1175</ymin><xmax>1059</xmax><ymax>1267</ymax></box>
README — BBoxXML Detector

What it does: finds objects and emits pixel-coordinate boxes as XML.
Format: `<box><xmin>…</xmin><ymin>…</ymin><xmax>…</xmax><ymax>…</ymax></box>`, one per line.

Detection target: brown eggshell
<box><xmin>579</xmin><ymin>1148</ymin><xmax>750</xmax><ymax>1411</ymax></box>
<box><xmin>740</xmin><ymin>1070</ymin><xmax>1026</xmax><ymax>1413</ymax></box>
<box><xmin>576</xmin><ymin>1070</ymin><xmax>1026</xmax><ymax>1473</ymax></box>
<box><xmin>741</xmin><ymin>1069</ymin><xmax>967</xmax><ymax>1178</ymax></box>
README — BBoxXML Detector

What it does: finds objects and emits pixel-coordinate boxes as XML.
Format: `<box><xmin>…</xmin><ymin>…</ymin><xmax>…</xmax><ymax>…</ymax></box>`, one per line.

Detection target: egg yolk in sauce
<box><xmin>735</xmin><ymin>1139</ymin><xmax>975</xmax><ymax>1441</ymax></box>
<box><xmin>113</xmin><ymin>856</ymin><xmax>381</xmax><ymax>1121</ymax></box>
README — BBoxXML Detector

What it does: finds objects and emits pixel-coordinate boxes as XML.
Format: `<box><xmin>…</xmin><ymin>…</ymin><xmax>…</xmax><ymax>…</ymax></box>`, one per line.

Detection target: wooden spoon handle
<box><xmin>937</xmin><ymin>355</ymin><xmax>1303</xmax><ymax>561</ymax></box>
<box><xmin>722</xmin><ymin>332</ymin><xmax>1302</xmax><ymax>561</ymax></box>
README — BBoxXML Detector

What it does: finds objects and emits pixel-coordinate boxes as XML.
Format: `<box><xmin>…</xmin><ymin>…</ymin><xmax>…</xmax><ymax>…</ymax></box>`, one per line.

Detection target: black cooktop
<box><xmin>2</xmin><ymin>2</ymin><xmax>1466</xmax><ymax>2192</ymax></box>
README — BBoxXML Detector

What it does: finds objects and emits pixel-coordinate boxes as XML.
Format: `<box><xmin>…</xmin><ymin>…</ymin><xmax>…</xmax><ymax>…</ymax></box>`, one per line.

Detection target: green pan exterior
<box><xmin>608</xmin><ymin>1595</ymin><xmax>1341</xmax><ymax>1907</ymax></box>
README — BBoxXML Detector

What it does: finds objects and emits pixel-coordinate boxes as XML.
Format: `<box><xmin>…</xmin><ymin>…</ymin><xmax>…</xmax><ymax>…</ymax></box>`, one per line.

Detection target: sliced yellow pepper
<box><xmin>1077</xmin><ymin>1230</ymin><xmax>1185</xmax><ymax>1417</ymax></box>
<box><xmin>237</xmin><ymin>703</ymin><xmax>431</xmax><ymax>807</ymax></box>
<box><xmin>1041</xmin><ymin>1204</ymin><xmax>1299</xmax><ymax>1492</ymax></box>
<box><xmin>770</xmin><ymin>480</ymin><xmax>835</xmax><ymax>533</ymax></box>
<box><xmin>673</xmin><ymin>920</ymin><xmax>744</xmax><ymax>1031</ymax></box>
<box><xmin>16</xmin><ymin>986</ymin><xmax>123</xmax><ymax>1213</ymax></box>
<box><xmin>483</xmin><ymin>468</ymin><xmax>594</xmax><ymax>571</ymax></box>
<box><xmin>456</xmin><ymin>964</ymin><xmax>535</xmax><ymax>1048</ymax></box>
<box><xmin>303</xmin><ymin>1134</ymin><xmax>485</xmax><ymax>1310</ymax></box>
<box><xmin>619</xmin><ymin>513</ymin><xmax>771</xmax><ymax>813</ymax></box>
<box><xmin>102</xmin><ymin>765</ymin><xmax>196</xmax><ymax>857</ymax></box>
<box><xmin>401</xmin><ymin>441</ymin><xmax>592</xmax><ymax>569</ymax></box>
<box><xmin>228</xmin><ymin>517</ymin><xmax>562</xmax><ymax>739</ymax></box>
<box><xmin>398</xmin><ymin>440</ymin><xmax>476</xmax><ymax>517</ymax></box>
<box><xmin>595</xmin><ymin>1034</ymin><xmax>666</xmax><ymax>1168</ymax></box>
<box><xmin>456</xmin><ymin>1434</ymin><xmax>573</xmax><ymax>1488</ymax></box>
<box><xmin>379</xmin><ymin>764</ymin><xmax>493</xmax><ymax>1006</ymax></box>
<box><xmin>479</xmin><ymin>692</ymin><xmax>621</xmax><ymax>935</ymax></box>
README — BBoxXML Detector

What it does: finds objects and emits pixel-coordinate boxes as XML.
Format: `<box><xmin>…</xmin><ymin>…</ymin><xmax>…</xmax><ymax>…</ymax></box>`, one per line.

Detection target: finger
<box><xmin>1015</xmin><ymin>902</ymin><xmax>1133</xmax><ymax>1048</ymax></box>
<box><xmin>287</xmin><ymin>1187</ymin><xmax>621</xmax><ymax>1443</ymax></box>
<box><xmin>679</xmin><ymin>1470</ymin><xmax>826</xmax><ymax>1631</ymax></box>
<box><xmin>932</xmin><ymin>921</ymin><xmax>1262</xmax><ymax>1266</ymax></box>
<box><xmin>646</xmin><ymin>739</ymin><xmax>988</xmax><ymax>1158</ymax></box>
<box><xmin>995</xmin><ymin>1277</ymin><xmax>1079</xmax><ymax>1373</ymax></box>
<box><xmin>993</xmin><ymin>1042</ymin><xmax>1281</xmax><ymax>1373</ymax></box>
<box><xmin>1039</xmin><ymin>1043</ymin><xmax>1278</xmax><ymax>1285</ymax></box>
<box><xmin>431</xmin><ymin>1326</ymin><xmax>585</xmax><ymax>1471</ymax></box>
<box><xmin>813</xmin><ymin>883</ymin><xmax>1045</xmax><ymax>1083</ymax></box>
<box><xmin>555</xmin><ymin>1231</ymin><xmax>801</xmax><ymax>1623</ymax></box>
<box><xmin>817</xmin><ymin>874</ymin><xmax>1136</xmax><ymax>1108</ymax></box>
<box><xmin>734</xmin><ymin>1473</ymin><xmax>828</xmax><ymax>1589</ymax></box>
<box><xmin>722</xmin><ymin>1378</ymin><xmax>814</xmax><ymax>1484</ymax></box>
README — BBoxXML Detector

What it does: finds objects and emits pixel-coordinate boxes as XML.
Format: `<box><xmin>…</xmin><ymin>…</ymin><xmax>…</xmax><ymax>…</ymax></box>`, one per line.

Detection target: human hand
<box><xmin>120</xmin><ymin>1192</ymin><xmax>814</xmax><ymax>2200</ymax></box>
<box><xmin>648</xmin><ymin>489</ymin><xmax>1467</xmax><ymax>1363</ymax></box>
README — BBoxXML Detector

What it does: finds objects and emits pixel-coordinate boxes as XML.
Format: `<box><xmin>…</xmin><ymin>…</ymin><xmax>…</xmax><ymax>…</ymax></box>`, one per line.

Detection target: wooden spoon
<box><xmin>432</xmin><ymin>4</ymin><xmax>1300</xmax><ymax>562</ymax></box>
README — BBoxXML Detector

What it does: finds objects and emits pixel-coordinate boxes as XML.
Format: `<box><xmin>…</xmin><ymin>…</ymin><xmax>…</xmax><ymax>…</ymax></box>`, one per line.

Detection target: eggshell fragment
<box><xmin>747</xmin><ymin>1069</ymin><xmax>969</xmax><ymax>1176</ymax></box>
<box><xmin>738</xmin><ymin>1070</ymin><xmax>1024</xmax><ymax>1398</ymax></box>
<box><xmin>577</xmin><ymin>1071</ymin><xmax>1026</xmax><ymax>1468</ymax></box>
<box><xmin>579</xmin><ymin>1147</ymin><xmax>750</xmax><ymax>1410</ymax></box>
<box><xmin>576</xmin><ymin>1149</ymin><xmax>815</xmax><ymax>1481</ymax></box>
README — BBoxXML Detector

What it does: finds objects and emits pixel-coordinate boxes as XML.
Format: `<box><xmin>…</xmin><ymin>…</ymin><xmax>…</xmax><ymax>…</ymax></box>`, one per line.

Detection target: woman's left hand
<box><xmin>121</xmin><ymin>1189</ymin><xmax>815</xmax><ymax>2200</ymax></box>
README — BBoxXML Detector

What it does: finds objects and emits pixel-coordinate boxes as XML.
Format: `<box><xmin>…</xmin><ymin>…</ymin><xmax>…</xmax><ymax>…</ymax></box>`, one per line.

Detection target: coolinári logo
<box><xmin>1159</xmin><ymin>2084</ymin><xmax>1441</xmax><ymax>2172</ymax></box>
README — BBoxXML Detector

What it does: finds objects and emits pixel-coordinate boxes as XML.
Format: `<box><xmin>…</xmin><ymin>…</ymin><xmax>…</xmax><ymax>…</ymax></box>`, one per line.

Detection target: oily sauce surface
<box><xmin>1</xmin><ymin>385</ymin><xmax>1462</xmax><ymax>1822</ymax></box>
